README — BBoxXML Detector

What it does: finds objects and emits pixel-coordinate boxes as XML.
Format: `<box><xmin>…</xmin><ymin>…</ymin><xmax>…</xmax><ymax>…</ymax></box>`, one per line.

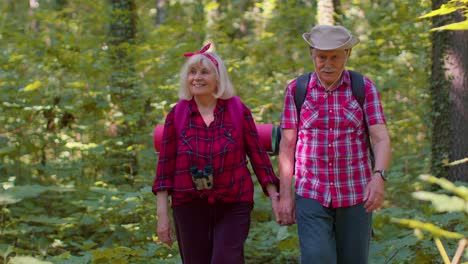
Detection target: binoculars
<box><xmin>153</xmin><ymin>124</ymin><xmax>281</xmax><ymax>155</ymax></box>
<box><xmin>190</xmin><ymin>164</ymin><xmax>213</xmax><ymax>190</ymax></box>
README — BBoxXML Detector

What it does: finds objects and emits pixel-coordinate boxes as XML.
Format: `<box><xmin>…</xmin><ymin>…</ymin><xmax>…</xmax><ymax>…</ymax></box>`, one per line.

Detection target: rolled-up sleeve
<box><xmin>280</xmin><ymin>79</ymin><xmax>299</xmax><ymax>129</ymax></box>
<box><xmin>363</xmin><ymin>77</ymin><xmax>387</xmax><ymax>126</ymax></box>
<box><xmin>152</xmin><ymin>109</ymin><xmax>176</xmax><ymax>194</ymax></box>
<box><xmin>242</xmin><ymin>105</ymin><xmax>279</xmax><ymax>196</ymax></box>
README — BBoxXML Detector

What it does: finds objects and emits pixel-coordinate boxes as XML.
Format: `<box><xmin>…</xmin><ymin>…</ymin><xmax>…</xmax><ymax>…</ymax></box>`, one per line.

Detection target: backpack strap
<box><xmin>294</xmin><ymin>73</ymin><xmax>312</xmax><ymax>119</ymax></box>
<box><xmin>349</xmin><ymin>70</ymin><xmax>375</xmax><ymax>168</ymax></box>
<box><xmin>174</xmin><ymin>99</ymin><xmax>190</xmax><ymax>136</ymax></box>
<box><xmin>226</xmin><ymin>96</ymin><xmax>245</xmax><ymax>153</ymax></box>
<box><xmin>349</xmin><ymin>70</ymin><xmax>365</xmax><ymax>105</ymax></box>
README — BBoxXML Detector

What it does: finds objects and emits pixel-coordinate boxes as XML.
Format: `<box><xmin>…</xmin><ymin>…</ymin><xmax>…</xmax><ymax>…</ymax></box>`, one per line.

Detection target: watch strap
<box><xmin>373</xmin><ymin>170</ymin><xmax>386</xmax><ymax>181</ymax></box>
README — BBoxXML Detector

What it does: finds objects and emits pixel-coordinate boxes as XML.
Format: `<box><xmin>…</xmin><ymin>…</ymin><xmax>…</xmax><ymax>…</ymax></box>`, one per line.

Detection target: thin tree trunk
<box><xmin>431</xmin><ymin>0</ymin><xmax>451</xmax><ymax>178</ymax></box>
<box><xmin>155</xmin><ymin>0</ymin><xmax>167</xmax><ymax>25</ymax></box>
<box><xmin>430</xmin><ymin>0</ymin><xmax>468</xmax><ymax>181</ymax></box>
<box><xmin>447</xmin><ymin>9</ymin><xmax>468</xmax><ymax>181</ymax></box>
<box><xmin>317</xmin><ymin>0</ymin><xmax>334</xmax><ymax>25</ymax></box>
<box><xmin>205</xmin><ymin>0</ymin><xmax>219</xmax><ymax>42</ymax></box>
<box><xmin>108</xmin><ymin>0</ymin><xmax>138</xmax><ymax>182</ymax></box>
<box><xmin>29</xmin><ymin>0</ymin><xmax>39</xmax><ymax>33</ymax></box>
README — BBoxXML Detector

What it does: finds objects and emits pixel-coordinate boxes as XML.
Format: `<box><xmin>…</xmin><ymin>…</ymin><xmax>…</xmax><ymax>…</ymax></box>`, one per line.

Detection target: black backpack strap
<box><xmin>349</xmin><ymin>70</ymin><xmax>375</xmax><ymax>168</ymax></box>
<box><xmin>349</xmin><ymin>70</ymin><xmax>365</xmax><ymax>105</ymax></box>
<box><xmin>294</xmin><ymin>73</ymin><xmax>312</xmax><ymax>119</ymax></box>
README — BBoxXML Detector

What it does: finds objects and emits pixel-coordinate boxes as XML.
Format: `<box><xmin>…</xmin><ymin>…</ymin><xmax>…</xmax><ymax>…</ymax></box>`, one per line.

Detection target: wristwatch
<box><xmin>373</xmin><ymin>169</ymin><xmax>387</xmax><ymax>181</ymax></box>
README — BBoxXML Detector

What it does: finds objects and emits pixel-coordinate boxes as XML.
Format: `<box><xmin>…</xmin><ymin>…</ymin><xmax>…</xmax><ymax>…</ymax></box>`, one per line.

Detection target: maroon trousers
<box><xmin>172</xmin><ymin>198</ymin><xmax>253</xmax><ymax>264</ymax></box>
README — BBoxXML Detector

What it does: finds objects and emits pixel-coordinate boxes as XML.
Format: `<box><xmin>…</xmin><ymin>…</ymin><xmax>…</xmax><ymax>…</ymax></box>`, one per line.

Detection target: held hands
<box><xmin>156</xmin><ymin>212</ymin><xmax>174</xmax><ymax>247</ymax></box>
<box><xmin>364</xmin><ymin>174</ymin><xmax>385</xmax><ymax>212</ymax></box>
<box><xmin>276</xmin><ymin>195</ymin><xmax>296</xmax><ymax>226</ymax></box>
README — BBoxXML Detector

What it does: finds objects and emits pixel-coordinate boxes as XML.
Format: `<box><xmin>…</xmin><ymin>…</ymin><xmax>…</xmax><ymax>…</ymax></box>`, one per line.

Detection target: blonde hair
<box><xmin>178</xmin><ymin>52</ymin><xmax>235</xmax><ymax>100</ymax></box>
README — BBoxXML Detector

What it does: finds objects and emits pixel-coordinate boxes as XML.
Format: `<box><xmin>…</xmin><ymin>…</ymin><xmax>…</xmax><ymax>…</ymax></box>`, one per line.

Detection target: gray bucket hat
<box><xmin>302</xmin><ymin>25</ymin><xmax>360</xmax><ymax>50</ymax></box>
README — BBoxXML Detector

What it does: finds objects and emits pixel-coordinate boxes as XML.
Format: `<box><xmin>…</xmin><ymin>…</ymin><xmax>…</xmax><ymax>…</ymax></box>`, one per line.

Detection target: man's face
<box><xmin>311</xmin><ymin>49</ymin><xmax>348</xmax><ymax>87</ymax></box>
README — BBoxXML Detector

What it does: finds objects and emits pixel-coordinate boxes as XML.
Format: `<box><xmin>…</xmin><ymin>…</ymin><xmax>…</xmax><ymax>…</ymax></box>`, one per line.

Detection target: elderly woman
<box><xmin>153</xmin><ymin>43</ymin><xmax>279</xmax><ymax>264</ymax></box>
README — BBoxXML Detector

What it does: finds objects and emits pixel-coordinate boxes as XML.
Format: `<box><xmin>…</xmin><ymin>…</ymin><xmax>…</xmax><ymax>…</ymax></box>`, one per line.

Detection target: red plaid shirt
<box><xmin>280</xmin><ymin>70</ymin><xmax>387</xmax><ymax>208</ymax></box>
<box><xmin>153</xmin><ymin>98</ymin><xmax>278</xmax><ymax>206</ymax></box>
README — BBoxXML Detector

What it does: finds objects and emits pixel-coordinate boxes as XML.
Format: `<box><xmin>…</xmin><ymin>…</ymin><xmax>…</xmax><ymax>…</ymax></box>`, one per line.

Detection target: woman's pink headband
<box><xmin>184</xmin><ymin>43</ymin><xmax>219</xmax><ymax>71</ymax></box>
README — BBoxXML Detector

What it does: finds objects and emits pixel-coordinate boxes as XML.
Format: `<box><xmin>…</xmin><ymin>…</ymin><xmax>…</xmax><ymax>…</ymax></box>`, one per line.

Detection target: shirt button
<box><xmin>329</xmin><ymin>110</ymin><xmax>333</xmax><ymax>113</ymax></box>
<box><xmin>328</xmin><ymin>144</ymin><xmax>332</xmax><ymax>147</ymax></box>
<box><xmin>330</xmin><ymin>182</ymin><xmax>334</xmax><ymax>186</ymax></box>
<box><xmin>329</xmin><ymin>163</ymin><xmax>332</xmax><ymax>166</ymax></box>
<box><xmin>329</xmin><ymin>128</ymin><xmax>333</xmax><ymax>131</ymax></box>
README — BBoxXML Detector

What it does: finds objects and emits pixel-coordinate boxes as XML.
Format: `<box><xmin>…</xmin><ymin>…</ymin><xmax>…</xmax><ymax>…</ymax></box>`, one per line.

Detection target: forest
<box><xmin>0</xmin><ymin>0</ymin><xmax>467</xmax><ymax>263</ymax></box>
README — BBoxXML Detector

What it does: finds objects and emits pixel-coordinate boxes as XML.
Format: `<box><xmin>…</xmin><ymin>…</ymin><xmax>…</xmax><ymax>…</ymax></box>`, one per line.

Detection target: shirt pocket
<box><xmin>176</xmin><ymin>128</ymin><xmax>195</xmax><ymax>154</ymax></box>
<box><xmin>341</xmin><ymin>99</ymin><xmax>364</xmax><ymax>129</ymax></box>
<box><xmin>300</xmin><ymin>100</ymin><xmax>320</xmax><ymax>129</ymax></box>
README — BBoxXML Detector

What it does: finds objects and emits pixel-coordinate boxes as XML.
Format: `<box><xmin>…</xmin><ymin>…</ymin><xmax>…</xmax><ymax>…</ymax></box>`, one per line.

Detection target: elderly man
<box><xmin>278</xmin><ymin>25</ymin><xmax>391</xmax><ymax>264</ymax></box>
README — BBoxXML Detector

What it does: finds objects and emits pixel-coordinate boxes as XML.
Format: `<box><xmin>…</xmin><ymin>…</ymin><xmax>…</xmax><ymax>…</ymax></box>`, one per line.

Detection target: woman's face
<box><xmin>187</xmin><ymin>63</ymin><xmax>217</xmax><ymax>97</ymax></box>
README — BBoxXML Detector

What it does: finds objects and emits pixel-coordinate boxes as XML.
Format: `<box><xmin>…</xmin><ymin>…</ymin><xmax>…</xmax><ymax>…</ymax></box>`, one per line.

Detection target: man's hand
<box><xmin>277</xmin><ymin>196</ymin><xmax>296</xmax><ymax>226</ymax></box>
<box><xmin>364</xmin><ymin>174</ymin><xmax>385</xmax><ymax>212</ymax></box>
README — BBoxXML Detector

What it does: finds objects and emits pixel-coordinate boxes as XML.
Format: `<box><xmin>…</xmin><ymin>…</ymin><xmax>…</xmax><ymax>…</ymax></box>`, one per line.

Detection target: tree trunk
<box><xmin>108</xmin><ymin>0</ymin><xmax>138</xmax><ymax>183</ymax></box>
<box><xmin>205</xmin><ymin>0</ymin><xmax>219</xmax><ymax>42</ymax></box>
<box><xmin>430</xmin><ymin>0</ymin><xmax>468</xmax><ymax>181</ymax></box>
<box><xmin>155</xmin><ymin>0</ymin><xmax>167</xmax><ymax>25</ymax></box>
<box><xmin>108</xmin><ymin>0</ymin><xmax>136</xmax><ymax>92</ymax></box>
<box><xmin>29</xmin><ymin>0</ymin><xmax>39</xmax><ymax>33</ymax></box>
<box><xmin>447</xmin><ymin>10</ymin><xmax>468</xmax><ymax>181</ymax></box>
<box><xmin>317</xmin><ymin>0</ymin><xmax>335</xmax><ymax>25</ymax></box>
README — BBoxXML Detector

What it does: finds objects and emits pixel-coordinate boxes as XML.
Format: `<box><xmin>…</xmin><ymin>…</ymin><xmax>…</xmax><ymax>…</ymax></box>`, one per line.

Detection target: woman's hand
<box><xmin>156</xmin><ymin>191</ymin><xmax>173</xmax><ymax>246</ymax></box>
<box><xmin>157</xmin><ymin>212</ymin><xmax>174</xmax><ymax>247</ymax></box>
<box><xmin>269</xmin><ymin>192</ymin><xmax>280</xmax><ymax>222</ymax></box>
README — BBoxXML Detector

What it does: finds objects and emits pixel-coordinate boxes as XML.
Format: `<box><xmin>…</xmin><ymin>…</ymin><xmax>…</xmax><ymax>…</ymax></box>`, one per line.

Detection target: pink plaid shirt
<box><xmin>154</xmin><ymin>99</ymin><xmax>278</xmax><ymax>206</ymax></box>
<box><xmin>280</xmin><ymin>70</ymin><xmax>387</xmax><ymax>208</ymax></box>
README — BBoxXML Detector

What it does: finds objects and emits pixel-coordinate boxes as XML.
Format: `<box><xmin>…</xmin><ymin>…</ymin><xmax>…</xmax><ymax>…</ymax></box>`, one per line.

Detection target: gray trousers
<box><xmin>295</xmin><ymin>195</ymin><xmax>372</xmax><ymax>264</ymax></box>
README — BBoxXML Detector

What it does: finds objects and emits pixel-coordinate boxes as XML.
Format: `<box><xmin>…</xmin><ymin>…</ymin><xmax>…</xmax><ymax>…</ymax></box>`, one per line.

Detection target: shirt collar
<box><xmin>312</xmin><ymin>70</ymin><xmax>351</xmax><ymax>91</ymax></box>
<box><xmin>187</xmin><ymin>97</ymin><xmax>225</xmax><ymax>114</ymax></box>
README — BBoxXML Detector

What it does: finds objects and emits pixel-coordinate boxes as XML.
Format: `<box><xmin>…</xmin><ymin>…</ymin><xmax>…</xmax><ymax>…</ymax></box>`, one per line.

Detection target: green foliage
<box><xmin>390</xmin><ymin>172</ymin><xmax>468</xmax><ymax>264</ymax></box>
<box><xmin>419</xmin><ymin>0</ymin><xmax>468</xmax><ymax>31</ymax></box>
<box><xmin>0</xmin><ymin>0</ymin><xmax>453</xmax><ymax>263</ymax></box>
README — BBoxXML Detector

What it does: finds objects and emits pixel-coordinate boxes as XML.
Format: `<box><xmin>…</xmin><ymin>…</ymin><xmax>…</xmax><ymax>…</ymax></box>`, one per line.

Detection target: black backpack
<box><xmin>294</xmin><ymin>70</ymin><xmax>375</xmax><ymax>167</ymax></box>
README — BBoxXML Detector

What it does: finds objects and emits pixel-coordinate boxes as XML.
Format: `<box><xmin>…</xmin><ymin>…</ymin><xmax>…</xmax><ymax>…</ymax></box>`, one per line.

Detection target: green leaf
<box><xmin>431</xmin><ymin>20</ymin><xmax>468</xmax><ymax>31</ymax></box>
<box><xmin>391</xmin><ymin>218</ymin><xmax>464</xmax><ymax>239</ymax></box>
<box><xmin>22</xmin><ymin>80</ymin><xmax>42</xmax><ymax>92</ymax></box>
<box><xmin>9</xmin><ymin>256</ymin><xmax>53</xmax><ymax>264</ymax></box>
<box><xmin>0</xmin><ymin>192</ymin><xmax>22</xmax><ymax>205</ymax></box>
<box><xmin>22</xmin><ymin>215</ymin><xmax>69</xmax><ymax>225</ymax></box>
<box><xmin>412</xmin><ymin>191</ymin><xmax>467</xmax><ymax>213</ymax></box>
<box><xmin>446</xmin><ymin>157</ymin><xmax>468</xmax><ymax>166</ymax></box>
<box><xmin>419</xmin><ymin>4</ymin><xmax>458</xmax><ymax>19</ymax></box>
<box><xmin>419</xmin><ymin>175</ymin><xmax>468</xmax><ymax>200</ymax></box>
<box><xmin>0</xmin><ymin>146</ymin><xmax>15</xmax><ymax>155</ymax></box>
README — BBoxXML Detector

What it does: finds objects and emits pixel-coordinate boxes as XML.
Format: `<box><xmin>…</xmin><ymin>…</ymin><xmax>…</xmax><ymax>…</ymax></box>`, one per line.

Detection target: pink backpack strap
<box><xmin>174</xmin><ymin>99</ymin><xmax>190</xmax><ymax>135</ymax></box>
<box><xmin>226</xmin><ymin>96</ymin><xmax>245</xmax><ymax>153</ymax></box>
<box><xmin>153</xmin><ymin>99</ymin><xmax>189</xmax><ymax>152</ymax></box>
